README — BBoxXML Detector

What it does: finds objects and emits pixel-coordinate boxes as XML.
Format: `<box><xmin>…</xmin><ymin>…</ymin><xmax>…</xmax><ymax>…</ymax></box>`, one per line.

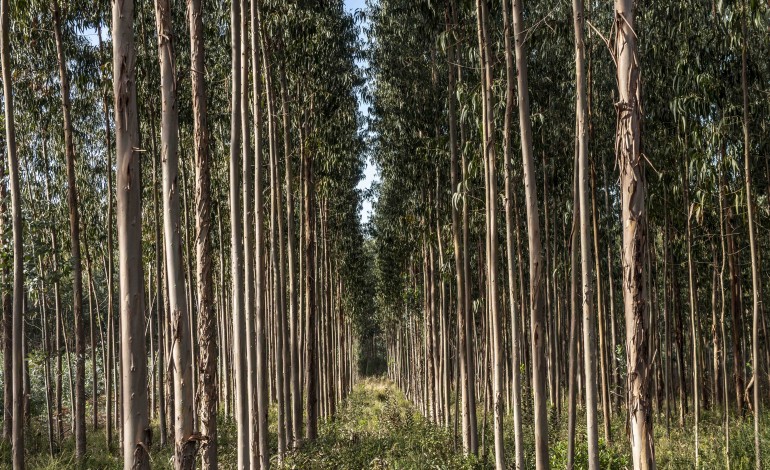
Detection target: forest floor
<box><xmin>2</xmin><ymin>377</ymin><xmax>769</xmax><ymax>468</ymax></box>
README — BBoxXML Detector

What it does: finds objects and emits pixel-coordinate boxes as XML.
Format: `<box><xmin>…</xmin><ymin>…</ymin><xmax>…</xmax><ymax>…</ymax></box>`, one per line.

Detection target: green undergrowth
<box><xmin>281</xmin><ymin>378</ymin><xmax>473</xmax><ymax>469</ymax></box>
<box><xmin>1</xmin><ymin>380</ymin><xmax>768</xmax><ymax>468</ymax></box>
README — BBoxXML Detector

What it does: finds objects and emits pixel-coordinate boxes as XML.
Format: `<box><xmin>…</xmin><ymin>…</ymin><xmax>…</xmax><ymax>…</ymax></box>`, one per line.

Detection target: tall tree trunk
<box><xmin>615</xmin><ymin>1</ymin><xmax>655</xmax><ymax>467</ymax></box>
<box><xmin>51</xmin><ymin>0</ymin><xmax>86</xmax><ymax>458</ymax></box>
<box><xmin>1</xmin><ymin>2</ymin><xmax>23</xmax><ymax>464</ymax></box>
<box><xmin>567</xmin><ymin>144</ymin><xmax>579</xmax><ymax>469</ymax></box>
<box><xmin>155</xmin><ymin>0</ymin><xmax>196</xmax><ymax>465</ymax></box>
<box><xmin>740</xmin><ymin>8</ymin><xmax>760</xmax><ymax>468</ymax></box>
<box><xmin>475</xmin><ymin>0</ymin><xmax>504</xmax><ymax>467</ymax></box>
<box><xmin>97</xmin><ymin>22</ymin><xmax>115</xmax><ymax>451</ymax></box>
<box><xmin>0</xmin><ymin>78</ymin><xmax>10</xmax><ymax>446</ymax></box>
<box><xmin>682</xmin><ymin>152</ymin><xmax>699</xmax><ymax>466</ymax></box>
<box><xmin>113</xmin><ymin>0</ymin><xmax>151</xmax><ymax>465</ymax></box>
<box><xmin>280</xmin><ymin>61</ymin><xmax>302</xmax><ymax>448</ymax></box>
<box><xmin>304</xmin><ymin>103</ymin><xmax>319</xmax><ymax>440</ymax></box>
<box><xmin>446</xmin><ymin>0</ymin><xmax>476</xmax><ymax>454</ymax></box>
<box><xmin>229</xmin><ymin>0</ymin><xmax>248</xmax><ymax>466</ymax></box>
<box><xmin>572</xmin><ymin>0</ymin><xmax>599</xmax><ymax>466</ymax></box>
<box><xmin>263</xmin><ymin>33</ymin><xmax>288</xmax><ymax>460</ymax></box>
<box><xmin>251</xmin><ymin>1</ymin><xmax>270</xmax><ymax>466</ymax></box>
<box><xmin>188</xmin><ymin>0</ymin><xmax>217</xmax><ymax>465</ymax></box>
<box><xmin>511</xmin><ymin>1</ymin><xmax>550</xmax><ymax>467</ymax></box>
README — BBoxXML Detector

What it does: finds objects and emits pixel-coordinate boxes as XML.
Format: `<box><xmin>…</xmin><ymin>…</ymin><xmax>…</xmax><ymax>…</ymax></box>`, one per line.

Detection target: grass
<box><xmin>0</xmin><ymin>379</ymin><xmax>767</xmax><ymax>468</ymax></box>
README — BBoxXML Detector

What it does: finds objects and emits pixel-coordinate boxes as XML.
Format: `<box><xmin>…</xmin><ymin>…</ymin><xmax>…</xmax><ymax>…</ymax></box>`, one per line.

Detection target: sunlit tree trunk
<box><xmin>615</xmin><ymin>1</ymin><xmax>655</xmax><ymax>467</ymax></box>
<box><xmin>229</xmin><ymin>0</ymin><xmax>248</xmax><ymax>466</ymax></box>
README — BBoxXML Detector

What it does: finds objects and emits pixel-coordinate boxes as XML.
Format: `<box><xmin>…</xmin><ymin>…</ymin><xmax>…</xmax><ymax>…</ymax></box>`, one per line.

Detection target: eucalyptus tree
<box><xmin>572</xmin><ymin>0</ymin><xmax>599</xmax><ymax>467</ymax></box>
<box><xmin>113</xmin><ymin>0</ymin><xmax>150</xmax><ymax>465</ymax></box>
<box><xmin>250</xmin><ymin>0</ymin><xmax>270</xmax><ymax>464</ymax></box>
<box><xmin>51</xmin><ymin>0</ymin><xmax>86</xmax><ymax>457</ymax></box>
<box><xmin>154</xmin><ymin>0</ymin><xmax>196</xmax><ymax>466</ymax></box>
<box><xmin>1</xmin><ymin>0</ymin><xmax>24</xmax><ymax>465</ymax></box>
<box><xmin>615</xmin><ymin>0</ymin><xmax>655</xmax><ymax>467</ymax></box>
<box><xmin>740</xmin><ymin>5</ymin><xmax>760</xmax><ymax>468</ymax></box>
<box><xmin>510</xmin><ymin>0</ymin><xmax>550</xmax><ymax>465</ymax></box>
<box><xmin>229</xmin><ymin>0</ymin><xmax>248</xmax><ymax>466</ymax></box>
<box><xmin>474</xmin><ymin>0</ymin><xmax>503</xmax><ymax>466</ymax></box>
<box><xmin>188</xmin><ymin>0</ymin><xmax>217</xmax><ymax>465</ymax></box>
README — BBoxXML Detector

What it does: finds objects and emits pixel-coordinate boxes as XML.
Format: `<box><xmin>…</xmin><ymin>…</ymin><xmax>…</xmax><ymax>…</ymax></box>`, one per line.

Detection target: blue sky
<box><xmin>345</xmin><ymin>0</ymin><xmax>379</xmax><ymax>226</ymax></box>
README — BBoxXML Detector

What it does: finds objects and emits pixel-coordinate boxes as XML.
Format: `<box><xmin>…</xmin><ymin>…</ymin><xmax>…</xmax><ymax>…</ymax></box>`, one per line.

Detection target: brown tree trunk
<box><xmin>304</xmin><ymin>102</ymin><xmax>319</xmax><ymax>440</ymax></box>
<box><xmin>189</xmin><ymin>0</ymin><xmax>217</xmax><ymax>465</ymax></box>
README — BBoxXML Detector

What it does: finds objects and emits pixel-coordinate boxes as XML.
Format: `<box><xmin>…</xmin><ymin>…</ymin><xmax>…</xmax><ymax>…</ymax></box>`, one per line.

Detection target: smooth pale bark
<box><xmin>189</xmin><ymin>0</ymin><xmax>217</xmax><ymax>465</ymax></box>
<box><xmin>501</xmin><ymin>0</ymin><xmax>523</xmax><ymax>464</ymax></box>
<box><xmin>51</xmin><ymin>1</ymin><xmax>86</xmax><ymax>457</ymax></box>
<box><xmin>1</xmin><ymin>0</ymin><xmax>23</xmax><ymax>465</ymax></box>
<box><xmin>262</xmin><ymin>34</ymin><xmax>287</xmax><ymax>459</ymax></box>
<box><xmin>240</xmin><ymin>3</ymin><xmax>261</xmax><ymax>468</ymax></box>
<box><xmin>445</xmin><ymin>0</ymin><xmax>475</xmax><ymax>454</ymax></box>
<box><xmin>511</xmin><ymin>1</ymin><xmax>550</xmax><ymax>467</ymax></box>
<box><xmin>280</xmin><ymin>63</ymin><xmax>302</xmax><ymax>447</ymax></box>
<box><xmin>573</xmin><ymin>1</ymin><xmax>599</xmax><ymax>466</ymax></box>
<box><xmin>155</xmin><ymin>0</ymin><xmax>196</xmax><ymax>466</ymax></box>
<box><xmin>112</xmin><ymin>0</ymin><xmax>150</xmax><ymax>466</ymax></box>
<box><xmin>475</xmin><ymin>0</ymin><xmax>503</xmax><ymax>467</ymax></box>
<box><xmin>740</xmin><ymin>10</ymin><xmax>760</xmax><ymax>469</ymax></box>
<box><xmin>615</xmin><ymin>1</ymin><xmax>655</xmax><ymax>468</ymax></box>
<box><xmin>229</xmin><ymin>0</ymin><xmax>248</xmax><ymax>466</ymax></box>
<box><xmin>251</xmin><ymin>1</ymin><xmax>270</xmax><ymax>465</ymax></box>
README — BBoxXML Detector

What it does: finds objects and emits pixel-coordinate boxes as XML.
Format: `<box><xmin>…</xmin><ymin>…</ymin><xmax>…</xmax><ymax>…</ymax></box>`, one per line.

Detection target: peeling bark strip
<box><xmin>112</xmin><ymin>0</ymin><xmax>150</xmax><ymax>468</ymax></box>
<box><xmin>615</xmin><ymin>1</ymin><xmax>655</xmax><ymax>469</ymax></box>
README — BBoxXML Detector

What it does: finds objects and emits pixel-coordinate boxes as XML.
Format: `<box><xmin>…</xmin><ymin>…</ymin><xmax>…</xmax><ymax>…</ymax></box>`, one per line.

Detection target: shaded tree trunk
<box><xmin>52</xmin><ymin>0</ymin><xmax>86</xmax><ymax>458</ymax></box>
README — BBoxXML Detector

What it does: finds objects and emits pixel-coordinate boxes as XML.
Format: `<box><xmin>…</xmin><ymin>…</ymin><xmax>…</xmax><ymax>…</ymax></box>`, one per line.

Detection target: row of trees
<box><xmin>370</xmin><ymin>0</ymin><xmax>768</xmax><ymax>468</ymax></box>
<box><xmin>1</xmin><ymin>0</ymin><xmax>371</xmax><ymax>468</ymax></box>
